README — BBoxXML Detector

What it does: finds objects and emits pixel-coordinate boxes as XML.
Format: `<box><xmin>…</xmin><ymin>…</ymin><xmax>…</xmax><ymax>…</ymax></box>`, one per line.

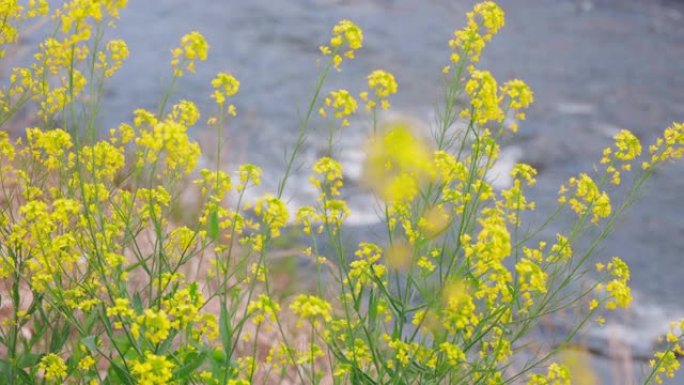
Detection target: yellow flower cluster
<box><xmin>440</xmin><ymin>281</ymin><xmax>480</xmax><ymax>336</ymax></box>
<box><xmin>96</xmin><ymin>39</ymin><xmax>130</xmax><ymax>78</ymax></box>
<box><xmin>247</xmin><ymin>294</ymin><xmax>281</xmax><ymax>325</ymax></box>
<box><xmin>107</xmin><ymin>298</ymin><xmax>136</xmax><ymax>319</ymax></box>
<box><xmin>38</xmin><ymin>353</ymin><xmax>68</xmax><ymax>382</ymax></box>
<box><xmin>651</xmin><ymin>351</ymin><xmax>680</xmax><ymax>385</ymax></box>
<box><xmin>211</xmin><ymin>72</ymin><xmax>240</xmax><ymax>114</ymax></box>
<box><xmin>253</xmin><ymin>194</ymin><xmax>289</xmax><ymax>238</ymax></box>
<box><xmin>0</xmin><ymin>0</ymin><xmax>49</xmax><ymax>58</ymax></box>
<box><xmin>360</xmin><ymin>69</ymin><xmax>398</xmax><ymax>111</ymax></box>
<box><xmin>600</xmin><ymin>129</ymin><xmax>642</xmax><ymax>184</ymax></box>
<box><xmin>196</xmin><ymin>169</ymin><xmax>233</xmax><ymax>200</ymax></box>
<box><xmin>595</xmin><ymin>256</ymin><xmax>632</xmax><ymax>309</ymax></box>
<box><xmin>515</xmin><ymin>258</ymin><xmax>547</xmax><ymax>309</ymax></box>
<box><xmin>162</xmin><ymin>282</ymin><xmax>205</xmax><ymax>326</ymax></box>
<box><xmin>311</xmin><ymin>156</ymin><xmax>344</xmax><ymax>198</ymax></box>
<box><xmin>648</xmin><ymin>319</ymin><xmax>684</xmax><ymax>384</ymax></box>
<box><xmin>347</xmin><ymin>242</ymin><xmax>387</xmax><ymax>294</ymax></box>
<box><xmin>25</xmin><ymin>127</ymin><xmax>73</xmax><ymax>170</ymax></box>
<box><xmin>133</xmin><ymin>103</ymin><xmax>202</xmax><ymax>175</ymax></box>
<box><xmin>238</xmin><ymin>163</ymin><xmax>263</xmax><ymax>191</ymax></box>
<box><xmin>171</xmin><ymin>31</ymin><xmax>209</xmax><ymax>77</ymax></box>
<box><xmin>501</xmin><ymin>79</ymin><xmax>534</xmax><ymax>132</ymax></box>
<box><xmin>290</xmin><ymin>294</ymin><xmax>333</xmax><ymax>327</ymax></box>
<box><xmin>558</xmin><ymin>173</ymin><xmax>611</xmax><ymax>224</ymax></box>
<box><xmin>362</xmin><ymin>122</ymin><xmax>434</xmax><ymax>204</ymax></box>
<box><xmin>384</xmin><ymin>335</ymin><xmax>438</xmax><ymax>369</ymax></box>
<box><xmin>77</xmin><ymin>141</ymin><xmax>126</xmax><ymax>181</ymax></box>
<box><xmin>463</xmin><ymin>69</ymin><xmax>504</xmax><ymax>125</ymax></box>
<box><xmin>332</xmin><ymin>338</ymin><xmax>374</xmax><ymax>377</ymax></box>
<box><xmin>297</xmin><ymin>158</ymin><xmax>350</xmax><ymax>235</ymax></box>
<box><xmin>501</xmin><ymin>163</ymin><xmax>537</xmax><ymax>223</ymax></box>
<box><xmin>320</xmin><ymin>19</ymin><xmax>364</xmax><ymax>70</ymax></box>
<box><xmin>131</xmin><ymin>352</ymin><xmax>175</xmax><ymax>385</ymax></box>
<box><xmin>320</xmin><ymin>89</ymin><xmax>358</xmax><ymax>127</ymax></box>
<box><xmin>135</xmin><ymin>309</ymin><xmax>176</xmax><ymax>343</ymax></box>
<box><xmin>447</xmin><ymin>1</ymin><xmax>504</xmax><ymax>66</ymax></box>
<box><xmin>643</xmin><ymin>122</ymin><xmax>684</xmax><ymax>170</ymax></box>
<box><xmin>527</xmin><ymin>363</ymin><xmax>571</xmax><ymax>385</ymax></box>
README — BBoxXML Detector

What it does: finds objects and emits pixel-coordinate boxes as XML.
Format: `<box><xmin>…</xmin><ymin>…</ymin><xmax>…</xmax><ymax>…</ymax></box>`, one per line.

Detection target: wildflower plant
<box><xmin>0</xmin><ymin>1</ymin><xmax>683</xmax><ymax>385</ymax></box>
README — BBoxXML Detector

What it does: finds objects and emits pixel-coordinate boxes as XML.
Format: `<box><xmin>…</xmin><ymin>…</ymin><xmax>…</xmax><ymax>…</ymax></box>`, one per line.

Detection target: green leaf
<box><xmin>219</xmin><ymin>301</ymin><xmax>232</xmax><ymax>360</ymax></box>
<box><xmin>173</xmin><ymin>350</ymin><xmax>207</xmax><ymax>379</ymax></box>
<box><xmin>132</xmin><ymin>293</ymin><xmax>143</xmax><ymax>313</ymax></box>
<box><xmin>16</xmin><ymin>367</ymin><xmax>32</xmax><ymax>384</ymax></box>
<box><xmin>209</xmin><ymin>209</ymin><xmax>220</xmax><ymax>241</ymax></box>
<box><xmin>17</xmin><ymin>352</ymin><xmax>42</xmax><ymax>368</ymax></box>
<box><xmin>50</xmin><ymin>323</ymin><xmax>71</xmax><ymax>352</ymax></box>
<box><xmin>111</xmin><ymin>333</ymin><xmax>132</xmax><ymax>354</ymax></box>
<box><xmin>110</xmin><ymin>360</ymin><xmax>135</xmax><ymax>385</ymax></box>
<box><xmin>81</xmin><ymin>335</ymin><xmax>99</xmax><ymax>352</ymax></box>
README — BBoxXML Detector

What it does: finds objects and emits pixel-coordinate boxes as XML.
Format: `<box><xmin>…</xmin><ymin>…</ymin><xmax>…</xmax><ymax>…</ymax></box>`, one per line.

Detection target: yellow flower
<box><xmin>362</xmin><ymin>122</ymin><xmax>434</xmax><ymax>203</ymax></box>
<box><xmin>211</xmin><ymin>72</ymin><xmax>240</xmax><ymax>112</ymax></box>
<box><xmin>447</xmin><ymin>2</ymin><xmax>504</xmax><ymax>65</ymax></box>
<box><xmin>38</xmin><ymin>353</ymin><xmax>67</xmax><ymax>382</ymax></box>
<box><xmin>558</xmin><ymin>173</ymin><xmax>611</xmax><ymax>224</ymax></box>
<box><xmin>238</xmin><ymin>163</ymin><xmax>262</xmax><ymax>191</ymax></box>
<box><xmin>78</xmin><ymin>141</ymin><xmax>126</xmax><ymax>180</ymax></box>
<box><xmin>462</xmin><ymin>69</ymin><xmax>504</xmax><ymax>125</ymax></box>
<box><xmin>253</xmin><ymin>194</ymin><xmax>289</xmax><ymax>238</ymax></box>
<box><xmin>320</xmin><ymin>19</ymin><xmax>363</xmax><ymax>70</ymax></box>
<box><xmin>501</xmin><ymin>79</ymin><xmax>534</xmax><ymax>132</ymax></box>
<box><xmin>470</xmin><ymin>1</ymin><xmax>506</xmax><ymax>40</ymax></box>
<box><xmin>78</xmin><ymin>355</ymin><xmax>96</xmax><ymax>371</ymax></box>
<box><xmin>171</xmin><ymin>99</ymin><xmax>201</xmax><ymax>126</ymax></box>
<box><xmin>527</xmin><ymin>362</ymin><xmax>571</xmax><ymax>385</ymax></box>
<box><xmin>449</xmin><ymin>26</ymin><xmax>486</xmax><ymax>64</ymax></box>
<box><xmin>348</xmin><ymin>242</ymin><xmax>386</xmax><ymax>293</ymax></box>
<box><xmin>137</xmin><ymin>309</ymin><xmax>176</xmax><ymax>344</ymax></box>
<box><xmin>613</xmin><ymin>129</ymin><xmax>642</xmax><ymax>161</ymax></box>
<box><xmin>650</xmin><ymin>351</ymin><xmax>680</xmax><ymax>384</ymax></box>
<box><xmin>131</xmin><ymin>352</ymin><xmax>175</xmax><ymax>385</ymax></box>
<box><xmin>321</xmin><ymin>89</ymin><xmax>357</xmax><ymax>126</ymax></box>
<box><xmin>247</xmin><ymin>294</ymin><xmax>281</xmax><ymax>325</ymax></box>
<box><xmin>290</xmin><ymin>294</ymin><xmax>333</xmax><ymax>326</ymax></box>
<box><xmin>516</xmin><ymin>258</ymin><xmax>548</xmax><ymax>308</ymax></box>
<box><xmin>439</xmin><ymin>342</ymin><xmax>466</xmax><ymax>366</ymax></box>
<box><xmin>549</xmin><ymin>233</ymin><xmax>572</xmax><ymax>261</ymax></box>
<box><xmin>440</xmin><ymin>280</ymin><xmax>480</xmax><ymax>335</ymax></box>
<box><xmin>106</xmin><ymin>298</ymin><xmax>135</xmax><ymax>318</ymax></box>
<box><xmin>360</xmin><ymin>70</ymin><xmax>398</xmax><ymax>110</ymax></box>
<box><xmin>134</xmin><ymin>108</ymin><xmax>201</xmax><ymax>175</ymax></box>
<box><xmin>311</xmin><ymin>157</ymin><xmax>344</xmax><ymax>197</ymax></box>
<box><xmin>97</xmin><ymin>39</ymin><xmax>129</xmax><ymax>77</ymax></box>
<box><xmin>162</xmin><ymin>283</ymin><xmax>204</xmax><ymax>327</ymax></box>
<box><xmin>171</xmin><ymin>31</ymin><xmax>209</xmax><ymax>76</ymax></box>
<box><xmin>25</xmin><ymin>128</ymin><xmax>73</xmax><ymax>170</ymax></box>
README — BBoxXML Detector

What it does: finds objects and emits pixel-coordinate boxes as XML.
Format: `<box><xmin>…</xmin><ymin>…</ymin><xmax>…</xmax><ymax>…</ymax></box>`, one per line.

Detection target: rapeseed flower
<box><xmin>131</xmin><ymin>352</ymin><xmax>175</xmax><ymax>385</ymax></box>
<box><xmin>171</xmin><ymin>31</ymin><xmax>209</xmax><ymax>76</ymax></box>
<box><xmin>211</xmin><ymin>72</ymin><xmax>240</xmax><ymax>114</ymax></box>
<box><xmin>360</xmin><ymin>69</ymin><xmax>398</xmax><ymax>111</ymax></box>
<box><xmin>290</xmin><ymin>294</ymin><xmax>333</xmax><ymax>326</ymax></box>
<box><xmin>320</xmin><ymin>89</ymin><xmax>357</xmax><ymax>126</ymax></box>
<box><xmin>320</xmin><ymin>20</ymin><xmax>363</xmax><ymax>70</ymax></box>
<box><xmin>38</xmin><ymin>354</ymin><xmax>67</xmax><ymax>382</ymax></box>
<box><xmin>247</xmin><ymin>294</ymin><xmax>281</xmax><ymax>325</ymax></box>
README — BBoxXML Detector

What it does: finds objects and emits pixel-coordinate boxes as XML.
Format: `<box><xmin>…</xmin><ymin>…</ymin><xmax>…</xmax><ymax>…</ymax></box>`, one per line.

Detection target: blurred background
<box><xmin>91</xmin><ymin>0</ymin><xmax>683</xmax><ymax>382</ymax></box>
